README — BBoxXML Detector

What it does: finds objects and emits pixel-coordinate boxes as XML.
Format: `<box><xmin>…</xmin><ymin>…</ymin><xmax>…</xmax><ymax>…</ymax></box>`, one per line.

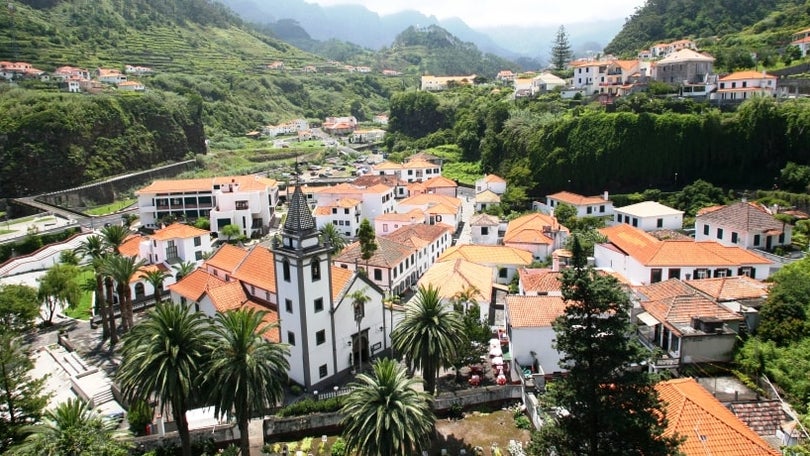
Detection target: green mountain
<box><xmin>605</xmin><ymin>0</ymin><xmax>808</xmax><ymax>56</ymax></box>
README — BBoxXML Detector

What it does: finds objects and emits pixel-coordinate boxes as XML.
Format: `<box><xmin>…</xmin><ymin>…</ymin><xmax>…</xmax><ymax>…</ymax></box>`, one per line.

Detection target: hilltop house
<box><xmin>420</xmin><ymin>74</ymin><xmax>476</xmax><ymax>91</ymax></box>
<box><xmin>791</xmin><ymin>27</ymin><xmax>810</xmax><ymax>57</ymax></box>
<box><xmin>396</xmin><ymin>193</ymin><xmax>462</xmax><ymax>229</ymax></box>
<box><xmin>373</xmin><ymin>157</ymin><xmax>442</xmax><ymax>183</ymax></box>
<box><xmin>475</xmin><ymin>174</ymin><xmax>507</xmax><ymax>195</ymax></box>
<box><xmin>313</xmin><ymin>182</ymin><xmax>395</xmax><ymax>222</ymax></box>
<box><xmin>438</xmin><ymin>244</ymin><xmax>533</xmax><ymax>284</ymax></box>
<box><xmin>503</xmin><ymin>213</ymin><xmax>569</xmax><ymax>261</ymax></box>
<box><xmin>470</xmin><ymin>214</ymin><xmax>501</xmax><ymax>245</ymax></box>
<box><xmin>713</xmin><ymin>71</ymin><xmax>777</xmax><ymax>101</ymax></box>
<box><xmin>653</xmin><ymin>48</ymin><xmax>714</xmax><ymax>85</ymax></box>
<box><xmin>695</xmin><ymin>201</ymin><xmax>791</xmax><ymax>251</ymax></box>
<box><xmin>539</xmin><ymin>191</ymin><xmax>614</xmax><ymax>218</ymax></box>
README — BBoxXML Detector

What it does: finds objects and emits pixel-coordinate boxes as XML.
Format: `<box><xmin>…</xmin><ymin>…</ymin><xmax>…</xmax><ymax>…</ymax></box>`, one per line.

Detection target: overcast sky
<box><xmin>307</xmin><ymin>0</ymin><xmax>644</xmax><ymax>28</ymax></box>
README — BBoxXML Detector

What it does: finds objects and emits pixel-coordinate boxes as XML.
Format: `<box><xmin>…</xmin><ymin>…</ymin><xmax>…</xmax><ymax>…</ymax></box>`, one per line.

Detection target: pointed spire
<box><xmin>284</xmin><ymin>185</ymin><xmax>316</xmax><ymax>233</ymax></box>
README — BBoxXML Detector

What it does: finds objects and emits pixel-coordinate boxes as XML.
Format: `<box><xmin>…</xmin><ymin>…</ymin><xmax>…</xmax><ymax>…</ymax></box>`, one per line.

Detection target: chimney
<box><xmin>603</xmin><ymin>190</ymin><xmax>609</xmax><ymax>201</ymax></box>
<box><xmin>552</xmin><ymin>251</ymin><xmax>560</xmax><ymax>272</ymax></box>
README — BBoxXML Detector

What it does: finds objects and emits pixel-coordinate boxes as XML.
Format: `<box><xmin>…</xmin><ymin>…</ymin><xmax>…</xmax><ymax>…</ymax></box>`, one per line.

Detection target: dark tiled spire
<box><xmin>284</xmin><ymin>184</ymin><xmax>316</xmax><ymax>233</ymax></box>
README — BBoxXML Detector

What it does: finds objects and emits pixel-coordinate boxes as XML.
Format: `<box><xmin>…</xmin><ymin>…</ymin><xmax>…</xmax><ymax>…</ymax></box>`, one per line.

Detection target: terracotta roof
<box><xmin>243</xmin><ymin>302</ymin><xmax>281</xmax><ymax>343</ymax></box>
<box><xmin>482</xmin><ymin>174</ymin><xmax>506</xmax><ymax>183</ymax></box>
<box><xmin>506</xmin><ymin>295</ymin><xmax>567</xmax><ymax>328</ymax></box>
<box><xmin>313</xmin><ymin>198</ymin><xmax>361</xmax><ymax>215</ymax></box>
<box><xmin>205</xmin><ymin>244</ymin><xmax>249</xmax><ymax>273</ymax></box>
<box><xmin>547</xmin><ymin>191</ymin><xmax>609</xmax><ymax>206</ymax></box>
<box><xmin>685</xmin><ymin>276</ymin><xmax>769</xmax><ymax>302</ymax></box>
<box><xmin>150</xmin><ymin>223</ymin><xmax>209</xmax><ymax>241</ymax></box>
<box><xmin>399</xmin><ymin>194</ymin><xmax>462</xmax><ymax>209</ymax></box>
<box><xmin>696</xmin><ymin>201</ymin><xmax>783</xmax><ymax>234</ymax></box>
<box><xmin>374</xmin><ymin>161</ymin><xmax>404</xmax><ymax>170</ymax></box>
<box><xmin>375</xmin><ymin>209</ymin><xmax>425</xmax><ymax>223</ymax></box>
<box><xmin>657</xmin><ymin>48</ymin><xmax>715</xmax><ymax>64</ymax></box>
<box><xmin>634</xmin><ymin>278</ymin><xmax>697</xmax><ymax>302</ymax></box>
<box><xmin>504</xmin><ymin>213</ymin><xmax>568</xmax><ymax>245</ymax></box>
<box><xmin>613</xmin><ymin>59</ymin><xmax>639</xmax><ymax>70</ymax></box>
<box><xmin>615</xmin><ymin>201</ymin><xmax>683</xmax><ymax>217</ymax></box>
<box><xmin>729</xmin><ymin>401</ymin><xmax>784</xmax><ymax>438</ymax></box>
<box><xmin>425</xmin><ymin>203</ymin><xmax>457</xmax><ymax>215</ymax></box>
<box><xmin>424</xmin><ymin>176</ymin><xmax>457</xmax><ymax>189</ymax></box>
<box><xmin>655</xmin><ymin>378</ymin><xmax>780</xmax><ymax>456</ymax></box>
<box><xmin>384</xmin><ymin>224</ymin><xmax>451</xmax><ymax>249</ymax></box>
<box><xmin>333</xmin><ymin>237</ymin><xmax>413</xmax><ymax>268</ymax></box>
<box><xmin>475</xmin><ymin>189</ymin><xmax>501</xmax><ymax>203</ymax></box>
<box><xmin>352</xmin><ymin>174</ymin><xmax>405</xmax><ymax>187</ymax></box>
<box><xmin>642</xmin><ymin>294</ymin><xmax>742</xmax><ymax>336</ymax></box>
<box><xmin>417</xmin><ymin>259</ymin><xmax>492</xmax><ymax>302</ymax></box>
<box><xmin>206</xmin><ymin>281</ymin><xmax>250</xmax><ymax>313</ymax></box>
<box><xmin>470</xmin><ymin>213</ymin><xmax>500</xmax><ymax>226</ymax></box>
<box><xmin>231</xmin><ymin>246</ymin><xmax>276</xmax><ymax>293</ymax></box>
<box><xmin>169</xmin><ymin>269</ymin><xmax>226</xmax><ymax>302</ymax></box>
<box><xmin>403</xmin><ymin>159</ymin><xmax>438</xmax><ymax>169</ymax></box>
<box><xmin>518</xmin><ymin>268</ymin><xmax>562</xmax><ymax>294</ymax></box>
<box><xmin>438</xmin><ymin>245</ymin><xmax>532</xmax><ymax>266</ymax></box>
<box><xmin>133</xmin><ymin>264</ymin><xmax>170</xmax><ymax>283</ymax></box>
<box><xmin>407</xmin><ymin>182</ymin><xmax>426</xmax><ymax>193</ymax></box>
<box><xmin>137</xmin><ymin>175</ymin><xmax>277</xmax><ymax>194</ymax></box>
<box><xmin>118</xmin><ymin>234</ymin><xmax>142</xmax><ymax>258</ymax></box>
<box><xmin>720</xmin><ymin>71</ymin><xmax>776</xmax><ymax>81</ymax></box>
<box><xmin>599</xmin><ymin>224</ymin><xmax>772</xmax><ymax>267</ymax></box>
<box><xmin>330</xmin><ymin>266</ymin><xmax>355</xmax><ymax>302</ymax></box>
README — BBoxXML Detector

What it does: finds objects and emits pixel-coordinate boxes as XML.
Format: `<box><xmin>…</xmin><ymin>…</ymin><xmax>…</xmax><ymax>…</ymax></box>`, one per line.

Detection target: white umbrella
<box><xmin>491</xmin><ymin>356</ymin><xmax>504</xmax><ymax>365</ymax></box>
<box><xmin>489</xmin><ymin>345</ymin><xmax>503</xmax><ymax>357</ymax></box>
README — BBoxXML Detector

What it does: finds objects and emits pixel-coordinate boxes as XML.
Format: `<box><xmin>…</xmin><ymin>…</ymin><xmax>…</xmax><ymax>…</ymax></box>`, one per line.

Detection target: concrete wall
<box><xmin>133</xmin><ymin>425</ymin><xmax>239</xmax><ymax>452</ymax></box>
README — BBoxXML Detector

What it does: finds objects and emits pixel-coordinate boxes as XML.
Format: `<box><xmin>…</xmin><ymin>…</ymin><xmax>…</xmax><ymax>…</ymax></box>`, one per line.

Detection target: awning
<box><xmin>637</xmin><ymin>312</ymin><xmax>660</xmax><ymax>327</ymax></box>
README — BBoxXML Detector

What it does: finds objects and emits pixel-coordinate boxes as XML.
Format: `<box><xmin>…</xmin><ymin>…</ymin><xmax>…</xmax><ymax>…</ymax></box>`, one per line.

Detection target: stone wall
<box><xmin>133</xmin><ymin>425</ymin><xmax>239</xmax><ymax>453</ymax></box>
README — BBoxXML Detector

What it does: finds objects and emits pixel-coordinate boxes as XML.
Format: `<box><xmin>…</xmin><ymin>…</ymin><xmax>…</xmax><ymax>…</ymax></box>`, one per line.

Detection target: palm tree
<box><xmin>140</xmin><ymin>268</ymin><xmax>171</xmax><ymax>306</ymax></box>
<box><xmin>100</xmin><ymin>224</ymin><xmax>130</xmax><ymax>255</ymax></box>
<box><xmin>452</xmin><ymin>284</ymin><xmax>481</xmax><ymax>314</ymax></box>
<box><xmin>172</xmin><ymin>261</ymin><xmax>197</xmax><ymax>281</ymax></box>
<box><xmin>204</xmin><ymin>308</ymin><xmax>290</xmax><ymax>456</ymax></box>
<box><xmin>340</xmin><ymin>358</ymin><xmax>435</xmax><ymax>456</ymax></box>
<box><xmin>117</xmin><ymin>302</ymin><xmax>211</xmax><ymax>456</ymax></box>
<box><xmin>391</xmin><ymin>284</ymin><xmax>465</xmax><ymax>395</ymax></box>
<box><xmin>349</xmin><ymin>288</ymin><xmax>370</xmax><ymax>372</ymax></box>
<box><xmin>319</xmin><ymin>223</ymin><xmax>346</xmax><ymax>255</ymax></box>
<box><xmin>75</xmin><ymin>235</ymin><xmax>112</xmax><ymax>340</ymax></box>
<box><xmin>101</xmin><ymin>255</ymin><xmax>147</xmax><ymax>332</ymax></box>
<box><xmin>11</xmin><ymin>398</ymin><xmax>130</xmax><ymax>456</ymax></box>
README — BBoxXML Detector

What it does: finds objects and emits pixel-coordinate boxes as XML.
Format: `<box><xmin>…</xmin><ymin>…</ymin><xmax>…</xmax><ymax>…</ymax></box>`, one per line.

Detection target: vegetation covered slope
<box><xmin>605</xmin><ymin>0</ymin><xmax>807</xmax><ymax>56</ymax></box>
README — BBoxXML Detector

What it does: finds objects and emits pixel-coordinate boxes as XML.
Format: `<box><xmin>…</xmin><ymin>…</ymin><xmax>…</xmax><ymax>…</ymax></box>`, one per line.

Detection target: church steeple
<box><xmin>284</xmin><ymin>184</ymin><xmax>317</xmax><ymax>234</ymax></box>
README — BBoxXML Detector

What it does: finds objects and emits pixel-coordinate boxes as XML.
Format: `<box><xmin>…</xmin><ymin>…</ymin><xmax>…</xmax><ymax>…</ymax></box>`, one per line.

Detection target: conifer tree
<box><xmin>551</xmin><ymin>25</ymin><xmax>573</xmax><ymax>71</ymax></box>
<box><xmin>528</xmin><ymin>237</ymin><xmax>680</xmax><ymax>455</ymax></box>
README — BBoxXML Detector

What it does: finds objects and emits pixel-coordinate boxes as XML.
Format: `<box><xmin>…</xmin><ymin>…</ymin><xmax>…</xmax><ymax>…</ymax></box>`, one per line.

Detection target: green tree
<box><xmin>551</xmin><ymin>25</ymin><xmax>573</xmax><ymax>71</ymax></box>
<box><xmin>0</xmin><ymin>284</ymin><xmax>39</xmax><ymax>335</ymax></box>
<box><xmin>58</xmin><ymin>249</ymin><xmax>80</xmax><ymax>266</ymax></box>
<box><xmin>668</xmin><ymin>179</ymin><xmax>727</xmax><ymax>216</ymax></box>
<box><xmin>100</xmin><ymin>224</ymin><xmax>130</xmax><ymax>255</ymax></box>
<box><xmin>173</xmin><ymin>260</ymin><xmax>197</xmax><ymax>281</ymax></box>
<box><xmin>193</xmin><ymin>217</ymin><xmax>211</xmax><ymax>230</ymax></box>
<box><xmin>0</xmin><ymin>334</ymin><xmax>48</xmax><ymax>453</ymax></box>
<box><xmin>37</xmin><ymin>263</ymin><xmax>81</xmax><ymax>326</ymax></box>
<box><xmin>221</xmin><ymin>223</ymin><xmax>243</xmax><ymax>243</ymax></box>
<box><xmin>117</xmin><ymin>303</ymin><xmax>211</xmax><ymax>456</ymax></box>
<box><xmin>9</xmin><ymin>398</ymin><xmax>130</xmax><ymax>456</ymax></box>
<box><xmin>340</xmin><ymin>358</ymin><xmax>435</xmax><ymax>456</ymax></box>
<box><xmin>553</xmin><ymin>202</ymin><xmax>577</xmax><ymax>227</ymax></box>
<box><xmin>75</xmin><ymin>235</ymin><xmax>112</xmax><ymax>340</ymax></box>
<box><xmin>783</xmin><ymin>45</ymin><xmax>802</xmax><ymax>65</ymax></box>
<box><xmin>140</xmin><ymin>268</ymin><xmax>171</xmax><ymax>306</ymax></box>
<box><xmin>388</xmin><ymin>91</ymin><xmax>445</xmax><ymax>139</ymax></box>
<box><xmin>204</xmin><ymin>308</ymin><xmax>290</xmax><ymax>456</ymax></box>
<box><xmin>101</xmin><ymin>255</ymin><xmax>147</xmax><ymax>332</ymax></box>
<box><xmin>320</xmin><ymin>223</ymin><xmax>346</xmax><ymax>255</ymax></box>
<box><xmin>530</xmin><ymin>238</ymin><xmax>680</xmax><ymax>455</ymax></box>
<box><xmin>349</xmin><ymin>288</ymin><xmax>371</xmax><ymax>372</ymax></box>
<box><xmin>391</xmin><ymin>284</ymin><xmax>464</xmax><ymax>395</ymax></box>
<box><xmin>755</xmin><ymin>257</ymin><xmax>810</xmax><ymax>345</ymax></box>
<box><xmin>357</xmin><ymin>218</ymin><xmax>377</xmax><ymax>275</ymax></box>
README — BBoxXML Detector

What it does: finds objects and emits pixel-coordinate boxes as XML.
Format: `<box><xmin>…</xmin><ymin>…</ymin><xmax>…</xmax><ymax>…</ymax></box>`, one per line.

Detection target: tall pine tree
<box><xmin>529</xmin><ymin>237</ymin><xmax>680</xmax><ymax>455</ymax></box>
<box><xmin>551</xmin><ymin>25</ymin><xmax>573</xmax><ymax>71</ymax></box>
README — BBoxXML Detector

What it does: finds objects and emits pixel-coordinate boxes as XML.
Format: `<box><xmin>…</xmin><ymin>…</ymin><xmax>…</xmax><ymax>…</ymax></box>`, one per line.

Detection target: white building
<box><xmin>396</xmin><ymin>194</ymin><xmax>463</xmax><ymax>229</ymax></box>
<box><xmin>503</xmin><ymin>213</ymin><xmax>569</xmax><ymax>261</ymax></box>
<box><xmin>313</xmin><ymin>182</ymin><xmax>395</xmax><ymax>223</ymax></box>
<box><xmin>374</xmin><ymin>209</ymin><xmax>425</xmax><ymax>235</ymax></box>
<box><xmin>373</xmin><ymin>157</ymin><xmax>442</xmax><ymax>183</ymax></box>
<box><xmin>437</xmin><ymin>244</ymin><xmax>533</xmax><ymax>285</ymax></box>
<box><xmin>136</xmin><ymin>176</ymin><xmax>279</xmax><ymax>239</ymax></box>
<box><xmin>420</xmin><ymin>74</ymin><xmax>476</xmax><ymax>91</ymax></box>
<box><xmin>695</xmin><ymin>201</ymin><xmax>791</xmax><ymax>250</ymax></box>
<box><xmin>543</xmin><ymin>191</ymin><xmax>614</xmax><ymax>218</ymax></box>
<box><xmin>613</xmin><ymin>201</ymin><xmax>684</xmax><ymax>231</ymax></box>
<box><xmin>313</xmin><ymin>198</ymin><xmax>362</xmax><ymax>238</ymax></box>
<box><xmin>505</xmin><ymin>295</ymin><xmax>568</xmax><ymax>386</ymax></box>
<box><xmin>713</xmin><ymin>71</ymin><xmax>777</xmax><ymax>101</ymax></box>
<box><xmin>475</xmin><ymin>174</ymin><xmax>507</xmax><ymax>195</ymax></box>
<box><xmin>470</xmin><ymin>214</ymin><xmax>500</xmax><ymax>245</ymax></box>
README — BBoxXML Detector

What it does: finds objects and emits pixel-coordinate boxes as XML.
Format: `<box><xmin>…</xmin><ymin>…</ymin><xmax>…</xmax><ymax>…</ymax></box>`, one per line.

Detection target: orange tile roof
<box><xmin>118</xmin><ymin>234</ymin><xmax>142</xmax><ymax>258</ymax></box>
<box><xmin>334</xmin><ymin>238</ymin><xmax>413</xmax><ymax>268</ymax></box>
<box><xmin>425</xmin><ymin>203</ymin><xmax>457</xmax><ymax>215</ymax></box>
<box><xmin>418</xmin><ymin>259</ymin><xmax>492</xmax><ymax>302</ymax></box>
<box><xmin>483</xmin><ymin>174</ymin><xmax>506</xmax><ymax>183</ymax></box>
<box><xmin>374</xmin><ymin>161</ymin><xmax>404</xmax><ymax>170</ymax></box>
<box><xmin>792</xmin><ymin>36</ymin><xmax>810</xmax><ymax>44</ymax></box>
<box><xmin>696</xmin><ymin>202</ymin><xmax>782</xmax><ymax>234</ymax></box>
<box><xmin>470</xmin><ymin>213</ymin><xmax>500</xmax><ymax>226</ymax></box>
<box><xmin>399</xmin><ymin>194</ymin><xmax>462</xmax><ymax>209</ymax></box>
<box><xmin>206</xmin><ymin>281</ymin><xmax>250</xmax><ymax>313</ymax></box>
<box><xmin>205</xmin><ymin>244</ymin><xmax>249</xmax><ymax>273</ymax></box>
<box><xmin>685</xmin><ymin>276</ymin><xmax>769</xmax><ymax>302</ymax></box>
<box><xmin>136</xmin><ymin>175</ymin><xmax>277</xmax><ymax>194</ymax></box>
<box><xmin>614</xmin><ymin>59</ymin><xmax>639</xmax><ymax>70</ymax></box>
<box><xmin>438</xmin><ymin>245</ymin><xmax>532</xmax><ymax>266</ymax></box>
<box><xmin>314</xmin><ymin>198</ymin><xmax>362</xmax><ymax>216</ymax></box>
<box><xmin>331</xmin><ymin>265</ymin><xmax>355</xmax><ymax>302</ymax></box>
<box><xmin>599</xmin><ymin>224</ymin><xmax>772</xmax><ymax>267</ymax></box>
<box><xmin>547</xmin><ymin>191</ymin><xmax>609</xmax><ymax>206</ymax></box>
<box><xmin>424</xmin><ymin>176</ymin><xmax>457</xmax><ymax>189</ymax></box>
<box><xmin>384</xmin><ymin>224</ymin><xmax>451</xmax><ymax>250</ymax></box>
<box><xmin>475</xmin><ymin>189</ymin><xmax>501</xmax><ymax>203</ymax></box>
<box><xmin>243</xmin><ymin>302</ymin><xmax>281</xmax><ymax>343</ymax></box>
<box><xmin>635</xmin><ymin>278</ymin><xmax>697</xmax><ymax>301</ymax></box>
<box><xmin>504</xmin><ymin>212</ymin><xmax>568</xmax><ymax>245</ymax></box>
<box><xmin>720</xmin><ymin>71</ymin><xmax>776</xmax><ymax>81</ymax></box>
<box><xmin>232</xmin><ymin>246</ymin><xmax>276</xmax><ymax>293</ymax></box>
<box><xmin>642</xmin><ymin>294</ymin><xmax>742</xmax><ymax>336</ymax></box>
<box><xmin>655</xmin><ymin>378</ymin><xmax>781</xmax><ymax>456</ymax></box>
<box><xmin>169</xmin><ymin>269</ymin><xmax>226</xmax><ymax>301</ymax></box>
<box><xmin>506</xmin><ymin>295</ymin><xmax>567</xmax><ymax>328</ymax></box>
<box><xmin>133</xmin><ymin>264</ymin><xmax>170</xmax><ymax>283</ymax></box>
<box><xmin>402</xmin><ymin>159</ymin><xmax>437</xmax><ymax>169</ymax></box>
<box><xmin>150</xmin><ymin>223</ymin><xmax>209</xmax><ymax>241</ymax></box>
<box><xmin>407</xmin><ymin>182</ymin><xmax>426</xmax><ymax>193</ymax></box>
<box><xmin>518</xmin><ymin>268</ymin><xmax>562</xmax><ymax>294</ymax></box>
<box><xmin>375</xmin><ymin>209</ymin><xmax>426</xmax><ymax>223</ymax></box>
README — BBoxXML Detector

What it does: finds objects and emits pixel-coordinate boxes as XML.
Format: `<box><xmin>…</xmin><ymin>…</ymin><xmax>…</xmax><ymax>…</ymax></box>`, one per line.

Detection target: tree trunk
<box><xmin>124</xmin><ymin>289</ymin><xmax>134</xmax><ymax>330</ymax></box>
<box><xmin>105</xmin><ymin>277</ymin><xmax>118</xmax><ymax>346</ymax></box>
<box><xmin>117</xmin><ymin>284</ymin><xmax>129</xmax><ymax>332</ymax></box>
<box><xmin>95</xmin><ymin>274</ymin><xmax>110</xmax><ymax>340</ymax></box>
<box><xmin>174</xmin><ymin>406</ymin><xmax>192</xmax><ymax>456</ymax></box>
<box><xmin>238</xmin><ymin>417</ymin><xmax>250</xmax><ymax>456</ymax></box>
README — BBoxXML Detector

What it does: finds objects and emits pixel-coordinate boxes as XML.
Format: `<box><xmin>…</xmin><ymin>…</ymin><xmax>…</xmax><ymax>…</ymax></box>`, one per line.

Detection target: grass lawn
<box><xmin>0</xmin><ymin>229</ymin><xmax>15</xmax><ymax>235</ymax></box>
<box><xmin>85</xmin><ymin>199</ymin><xmax>136</xmax><ymax>215</ymax></box>
<box><xmin>64</xmin><ymin>269</ymin><xmax>94</xmax><ymax>321</ymax></box>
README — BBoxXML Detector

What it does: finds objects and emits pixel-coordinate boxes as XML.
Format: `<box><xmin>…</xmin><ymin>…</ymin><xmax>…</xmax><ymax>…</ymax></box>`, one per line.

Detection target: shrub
<box><xmin>276</xmin><ymin>397</ymin><xmax>344</xmax><ymax>417</ymax></box>
<box><xmin>514</xmin><ymin>414</ymin><xmax>532</xmax><ymax>430</ymax></box>
<box><xmin>127</xmin><ymin>399</ymin><xmax>153</xmax><ymax>436</ymax></box>
<box><xmin>330</xmin><ymin>438</ymin><xmax>347</xmax><ymax>456</ymax></box>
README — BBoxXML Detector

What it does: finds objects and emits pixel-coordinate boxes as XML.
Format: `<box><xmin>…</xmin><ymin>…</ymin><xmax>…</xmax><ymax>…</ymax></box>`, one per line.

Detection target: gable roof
<box><xmin>547</xmin><ymin>191</ymin><xmax>609</xmax><ymax>206</ymax></box>
<box><xmin>424</xmin><ymin>175</ymin><xmax>457</xmax><ymax>189</ymax></box>
<box><xmin>438</xmin><ymin>245</ymin><xmax>532</xmax><ymax>266</ymax></box>
<box><xmin>518</xmin><ymin>268</ymin><xmax>563</xmax><ymax>294</ymax></box>
<box><xmin>685</xmin><ymin>276</ymin><xmax>769</xmax><ymax>302</ymax></box>
<box><xmin>398</xmin><ymin>193</ymin><xmax>462</xmax><ymax>209</ymax></box>
<box><xmin>615</xmin><ymin>201</ymin><xmax>683</xmax><ymax>218</ymax></box>
<box><xmin>384</xmin><ymin>224</ymin><xmax>451</xmax><ymax>249</ymax></box>
<box><xmin>482</xmin><ymin>174</ymin><xmax>506</xmax><ymax>183</ymax></box>
<box><xmin>136</xmin><ymin>175</ymin><xmax>277</xmax><ymax>194</ymax></box>
<box><xmin>475</xmin><ymin>189</ymin><xmax>501</xmax><ymax>203</ymax></box>
<box><xmin>728</xmin><ymin>401</ymin><xmax>784</xmax><ymax>439</ymax></box>
<box><xmin>118</xmin><ymin>234</ymin><xmax>142</xmax><ymax>258</ymax></box>
<box><xmin>352</xmin><ymin>174</ymin><xmax>405</xmax><ymax>188</ymax></box>
<box><xmin>375</xmin><ymin>209</ymin><xmax>426</xmax><ymax>223</ymax></box>
<box><xmin>470</xmin><ymin>213</ymin><xmax>500</xmax><ymax>226</ymax></box>
<box><xmin>504</xmin><ymin>212</ymin><xmax>568</xmax><ymax>245</ymax></box>
<box><xmin>333</xmin><ymin>237</ymin><xmax>413</xmax><ymax>268</ymax></box>
<box><xmin>205</xmin><ymin>281</ymin><xmax>250</xmax><ymax>313</ymax></box>
<box><xmin>330</xmin><ymin>265</ymin><xmax>355</xmax><ymax>303</ymax></box>
<box><xmin>417</xmin><ymin>259</ymin><xmax>492</xmax><ymax>302</ymax></box>
<box><xmin>506</xmin><ymin>295</ymin><xmax>567</xmax><ymax>328</ymax></box>
<box><xmin>231</xmin><ymin>246</ymin><xmax>276</xmax><ymax>293</ymax></box>
<box><xmin>720</xmin><ymin>71</ymin><xmax>776</xmax><ymax>81</ymax></box>
<box><xmin>599</xmin><ymin>224</ymin><xmax>772</xmax><ymax>267</ymax></box>
<box><xmin>150</xmin><ymin>223</ymin><xmax>209</xmax><ymax>241</ymax></box>
<box><xmin>655</xmin><ymin>378</ymin><xmax>780</xmax><ymax>456</ymax></box>
<box><xmin>169</xmin><ymin>269</ymin><xmax>226</xmax><ymax>302</ymax></box>
<box><xmin>657</xmin><ymin>48</ymin><xmax>715</xmax><ymax>65</ymax></box>
<box><xmin>696</xmin><ymin>201</ymin><xmax>783</xmax><ymax>234</ymax></box>
<box><xmin>205</xmin><ymin>244</ymin><xmax>249</xmax><ymax>273</ymax></box>
<box><xmin>642</xmin><ymin>294</ymin><xmax>742</xmax><ymax>336</ymax></box>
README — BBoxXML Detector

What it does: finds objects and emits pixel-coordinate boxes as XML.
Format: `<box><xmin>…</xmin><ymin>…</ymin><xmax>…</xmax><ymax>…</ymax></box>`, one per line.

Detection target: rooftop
<box><xmin>504</xmin><ymin>212</ymin><xmax>568</xmax><ymax>245</ymax></box>
<box><xmin>506</xmin><ymin>295</ymin><xmax>567</xmax><ymax>328</ymax></box>
<box><xmin>417</xmin><ymin>259</ymin><xmax>492</xmax><ymax>303</ymax></box>
<box><xmin>615</xmin><ymin>201</ymin><xmax>683</xmax><ymax>218</ymax></box>
<box><xmin>518</xmin><ymin>268</ymin><xmax>563</xmax><ymax>294</ymax></box>
<box><xmin>547</xmin><ymin>191</ymin><xmax>609</xmax><ymax>206</ymax></box>
<box><xmin>438</xmin><ymin>245</ymin><xmax>532</xmax><ymax>266</ymax></box>
<box><xmin>696</xmin><ymin>201</ymin><xmax>784</xmax><ymax>234</ymax></box>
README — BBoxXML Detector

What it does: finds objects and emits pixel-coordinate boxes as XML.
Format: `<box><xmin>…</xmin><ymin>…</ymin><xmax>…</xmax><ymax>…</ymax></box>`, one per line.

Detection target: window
<box><xmin>319</xmin><ymin>364</ymin><xmax>328</xmax><ymax>378</ymax></box>
<box><xmin>383</xmin><ymin>224</ymin><xmax>388</xmax><ymax>233</ymax></box>
<box><xmin>657</xmin><ymin>218</ymin><xmax>663</xmax><ymax>228</ymax></box>
<box><xmin>632</xmin><ymin>218</ymin><xmax>638</xmax><ymax>227</ymax></box>
<box><xmin>354</xmin><ymin>299</ymin><xmax>365</xmax><ymax>321</ymax></box>
<box><xmin>316</xmin><ymin>330</ymin><xmax>326</xmax><ymax>345</ymax></box>
<box><xmin>332</xmin><ymin>208</ymin><xmax>337</xmax><ymax>214</ymax></box>
<box><xmin>499</xmin><ymin>268</ymin><xmax>508</xmax><ymax>278</ymax></box>
<box><xmin>287</xmin><ymin>331</ymin><xmax>295</xmax><ymax>346</ymax></box>
<box><xmin>703</xmin><ymin>224</ymin><xmax>709</xmax><ymax>236</ymax></box>
<box><xmin>695</xmin><ymin>268</ymin><xmax>709</xmax><ymax>279</ymax></box>
<box><xmin>312</xmin><ymin>257</ymin><xmax>321</xmax><ymax>281</ymax></box>
<box><xmin>753</xmin><ymin>234</ymin><xmax>761</xmax><ymax>246</ymax></box>
<box><xmin>731</xmin><ymin>232</ymin><xmax>738</xmax><ymax>243</ymax></box>
<box><xmin>195</xmin><ymin>251</ymin><xmax>203</xmax><ymax>261</ymax></box>
<box><xmin>374</xmin><ymin>269</ymin><xmax>382</xmax><ymax>281</ymax></box>
<box><xmin>779</xmin><ymin>232</ymin><xmax>785</xmax><ymax>244</ymax></box>
<box><xmin>714</xmin><ymin>268</ymin><xmax>731</xmax><ymax>278</ymax></box>
<box><xmin>344</xmin><ymin>208</ymin><xmax>350</xmax><ymax>215</ymax></box>
<box><xmin>650</xmin><ymin>269</ymin><xmax>663</xmax><ymax>283</ymax></box>
<box><xmin>166</xmin><ymin>240</ymin><xmax>178</xmax><ymax>261</ymax></box>
<box><xmin>481</xmin><ymin>227</ymin><xmax>489</xmax><ymax>236</ymax></box>
<box><xmin>668</xmin><ymin>268</ymin><xmax>681</xmax><ymax>279</ymax></box>
<box><xmin>283</xmin><ymin>258</ymin><xmax>291</xmax><ymax>282</ymax></box>
<box><xmin>716</xmin><ymin>228</ymin><xmax>723</xmax><ymax>239</ymax></box>
<box><xmin>235</xmin><ymin>200</ymin><xmax>249</xmax><ymax>210</ymax></box>
<box><xmin>587</xmin><ymin>206</ymin><xmax>593</xmax><ymax>214</ymax></box>
<box><xmin>738</xmin><ymin>267</ymin><xmax>754</xmax><ymax>278</ymax></box>
<box><xmin>285</xmin><ymin>299</ymin><xmax>293</xmax><ymax>314</ymax></box>
<box><xmin>599</xmin><ymin>205</ymin><xmax>605</xmax><ymax>213</ymax></box>
<box><xmin>314</xmin><ymin>297</ymin><xmax>323</xmax><ymax>313</ymax></box>
<box><xmin>194</xmin><ymin>236</ymin><xmax>201</xmax><ymax>247</ymax></box>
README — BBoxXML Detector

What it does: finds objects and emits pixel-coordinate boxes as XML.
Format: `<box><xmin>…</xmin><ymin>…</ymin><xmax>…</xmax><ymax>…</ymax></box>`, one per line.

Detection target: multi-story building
<box><xmin>373</xmin><ymin>157</ymin><xmax>442</xmax><ymax>183</ymax></box>
<box><xmin>653</xmin><ymin>49</ymin><xmax>714</xmax><ymax>85</ymax></box>
<box><xmin>313</xmin><ymin>198</ymin><xmax>362</xmax><ymax>238</ymax></box>
<box><xmin>713</xmin><ymin>71</ymin><xmax>777</xmax><ymax>101</ymax></box>
<box><xmin>313</xmin><ymin>182</ymin><xmax>395</xmax><ymax>222</ymax></box>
